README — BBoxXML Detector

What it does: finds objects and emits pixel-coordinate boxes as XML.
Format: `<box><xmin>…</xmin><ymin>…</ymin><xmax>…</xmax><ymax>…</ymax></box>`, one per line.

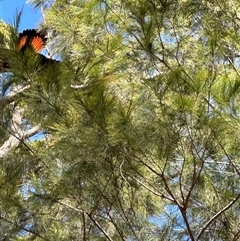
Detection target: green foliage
<box><xmin>1</xmin><ymin>0</ymin><xmax>240</xmax><ymax>240</ymax></box>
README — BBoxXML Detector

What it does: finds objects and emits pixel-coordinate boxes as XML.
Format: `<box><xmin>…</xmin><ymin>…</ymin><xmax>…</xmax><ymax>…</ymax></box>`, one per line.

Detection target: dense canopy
<box><xmin>1</xmin><ymin>0</ymin><xmax>240</xmax><ymax>240</ymax></box>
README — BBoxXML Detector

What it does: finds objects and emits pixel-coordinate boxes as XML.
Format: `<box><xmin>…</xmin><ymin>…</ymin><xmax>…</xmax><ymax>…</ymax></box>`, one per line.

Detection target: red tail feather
<box><xmin>18</xmin><ymin>35</ymin><xmax>27</xmax><ymax>50</ymax></box>
<box><xmin>31</xmin><ymin>36</ymin><xmax>45</xmax><ymax>52</ymax></box>
<box><xmin>18</xmin><ymin>29</ymin><xmax>47</xmax><ymax>53</ymax></box>
<box><xmin>0</xmin><ymin>29</ymin><xmax>57</xmax><ymax>72</ymax></box>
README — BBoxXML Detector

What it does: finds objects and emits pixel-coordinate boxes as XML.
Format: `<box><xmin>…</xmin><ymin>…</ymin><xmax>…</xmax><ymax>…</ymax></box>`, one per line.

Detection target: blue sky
<box><xmin>0</xmin><ymin>0</ymin><xmax>41</xmax><ymax>31</ymax></box>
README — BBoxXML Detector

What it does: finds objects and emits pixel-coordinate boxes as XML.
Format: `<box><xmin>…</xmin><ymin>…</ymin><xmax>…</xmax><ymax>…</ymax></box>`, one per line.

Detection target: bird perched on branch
<box><xmin>0</xmin><ymin>29</ymin><xmax>58</xmax><ymax>72</ymax></box>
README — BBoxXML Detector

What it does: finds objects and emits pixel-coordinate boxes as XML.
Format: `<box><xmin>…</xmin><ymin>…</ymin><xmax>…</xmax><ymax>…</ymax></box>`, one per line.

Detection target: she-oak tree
<box><xmin>0</xmin><ymin>0</ymin><xmax>240</xmax><ymax>240</ymax></box>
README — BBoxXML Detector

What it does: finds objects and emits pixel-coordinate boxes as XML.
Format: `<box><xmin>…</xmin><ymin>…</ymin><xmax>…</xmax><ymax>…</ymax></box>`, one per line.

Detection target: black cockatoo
<box><xmin>0</xmin><ymin>29</ymin><xmax>58</xmax><ymax>72</ymax></box>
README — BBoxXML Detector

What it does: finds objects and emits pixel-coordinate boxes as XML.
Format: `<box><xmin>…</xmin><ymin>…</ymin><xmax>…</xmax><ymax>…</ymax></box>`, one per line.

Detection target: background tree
<box><xmin>1</xmin><ymin>0</ymin><xmax>240</xmax><ymax>240</ymax></box>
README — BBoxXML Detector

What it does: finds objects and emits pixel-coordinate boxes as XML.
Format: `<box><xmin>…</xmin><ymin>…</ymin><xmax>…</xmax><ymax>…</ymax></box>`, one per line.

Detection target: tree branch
<box><xmin>196</xmin><ymin>192</ymin><xmax>240</xmax><ymax>240</ymax></box>
<box><xmin>0</xmin><ymin>105</ymin><xmax>40</xmax><ymax>158</ymax></box>
<box><xmin>0</xmin><ymin>84</ymin><xmax>30</xmax><ymax>109</ymax></box>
